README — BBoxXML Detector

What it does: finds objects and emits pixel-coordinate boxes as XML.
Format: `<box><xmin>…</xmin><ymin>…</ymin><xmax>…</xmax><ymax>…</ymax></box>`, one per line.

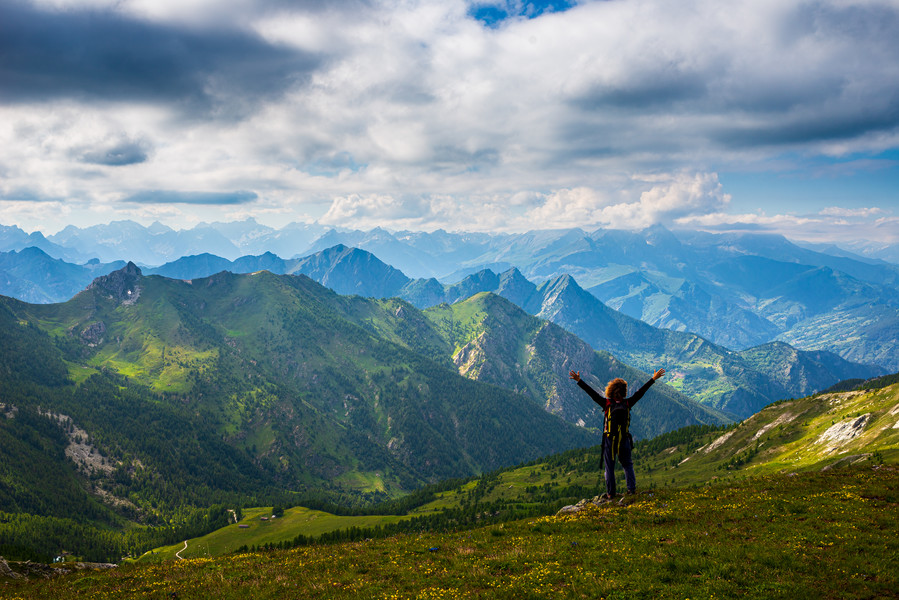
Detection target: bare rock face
<box><xmin>0</xmin><ymin>557</ymin><xmax>116</xmax><ymax>580</ymax></box>
<box><xmin>0</xmin><ymin>557</ymin><xmax>24</xmax><ymax>579</ymax></box>
<box><xmin>816</xmin><ymin>413</ymin><xmax>872</xmax><ymax>453</ymax></box>
<box><xmin>87</xmin><ymin>262</ymin><xmax>142</xmax><ymax>305</ymax></box>
<box><xmin>80</xmin><ymin>321</ymin><xmax>106</xmax><ymax>345</ymax></box>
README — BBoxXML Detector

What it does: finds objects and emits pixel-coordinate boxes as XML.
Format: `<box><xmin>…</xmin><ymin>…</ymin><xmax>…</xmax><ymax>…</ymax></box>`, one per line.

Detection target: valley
<box><xmin>0</xmin><ymin>221</ymin><xmax>896</xmax><ymax>586</ymax></box>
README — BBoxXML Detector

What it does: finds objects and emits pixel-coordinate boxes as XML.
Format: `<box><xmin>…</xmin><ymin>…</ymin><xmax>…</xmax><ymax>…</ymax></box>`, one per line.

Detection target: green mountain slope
<box><xmin>8</xmin><ymin>242</ymin><xmax>881</xmax><ymax>417</ymax></box>
<box><xmin>0</xmin><ymin>265</ymin><xmax>614</xmax><ymax>560</ymax></box>
<box><xmin>1</xmin><ymin>261</ymin><xmax>887</xmax><ymax>564</ymax></box>
<box><xmin>6</xmin><ymin>265</ymin><xmax>597</xmax><ymax>497</ymax></box>
<box><xmin>420</xmin><ymin>292</ymin><xmax>729</xmax><ymax>438</ymax></box>
<box><xmin>416</xmin><ymin>378</ymin><xmax>899</xmax><ymax>516</ymax></box>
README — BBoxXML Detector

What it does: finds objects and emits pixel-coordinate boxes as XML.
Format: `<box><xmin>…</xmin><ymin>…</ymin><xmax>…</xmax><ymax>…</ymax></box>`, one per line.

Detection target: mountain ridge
<box><xmin>3</xmin><ymin>243</ymin><xmax>883</xmax><ymax>416</ymax></box>
<box><xmin>6</xmin><ymin>221</ymin><xmax>899</xmax><ymax>367</ymax></box>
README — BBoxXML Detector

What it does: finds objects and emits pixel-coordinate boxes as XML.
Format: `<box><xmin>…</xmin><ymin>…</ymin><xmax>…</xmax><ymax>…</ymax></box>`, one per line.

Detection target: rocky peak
<box><xmin>87</xmin><ymin>262</ymin><xmax>142</xmax><ymax>305</ymax></box>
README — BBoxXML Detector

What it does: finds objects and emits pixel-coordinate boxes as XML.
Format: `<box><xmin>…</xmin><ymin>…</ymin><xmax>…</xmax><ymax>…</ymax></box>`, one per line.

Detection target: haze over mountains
<box><xmin>2</xmin><ymin>219</ymin><xmax>894</xmax><ymax>378</ymax></box>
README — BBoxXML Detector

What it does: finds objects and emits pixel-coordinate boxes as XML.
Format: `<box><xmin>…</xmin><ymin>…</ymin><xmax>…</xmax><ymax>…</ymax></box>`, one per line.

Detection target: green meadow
<box><xmin>2</xmin><ymin>380</ymin><xmax>896</xmax><ymax>599</ymax></box>
<box><xmin>139</xmin><ymin>507</ymin><xmax>409</xmax><ymax>562</ymax></box>
<box><xmin>2</xmin><ymin>466</ymin><xmax>896</xmax><ymax>599</ymax></box>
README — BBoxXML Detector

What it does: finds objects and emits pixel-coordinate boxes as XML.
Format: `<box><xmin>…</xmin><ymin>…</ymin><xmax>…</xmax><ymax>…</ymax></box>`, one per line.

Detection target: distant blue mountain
<box><xmin>0</xmin><ymin>247</ymin><xmax>124</xmax><ymax>303</ymax></box>
<box><xmin>145</xmin><ymin>245</ymin><xmax>411</xmax><ymax>299</ymax></box>
<box><xmin>0</xmin><ymin>224</ymin><xmax>85</xmax><ymax>262</ymax></box>
<box><xmin>48</xmin><ymin>220</ymin><xmax>241</xmax><ymax>264</ymax></box>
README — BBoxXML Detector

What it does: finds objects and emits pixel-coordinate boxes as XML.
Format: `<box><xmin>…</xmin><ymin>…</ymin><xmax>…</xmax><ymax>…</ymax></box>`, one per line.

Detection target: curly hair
<box><xmin>605</xmin><ymin>378</ymin><xmax>627</xmax><ymax>400</ymax></box>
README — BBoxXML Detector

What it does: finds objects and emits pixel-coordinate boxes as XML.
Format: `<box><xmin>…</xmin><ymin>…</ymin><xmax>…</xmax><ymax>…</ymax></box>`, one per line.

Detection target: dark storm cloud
<box><xmin>125</xmin><ymin>190</ymin><xmax>258</xmax><ymax>205</ymax></box>
<box><xmin>78</xmin><ymin>139</ymin><xmax>150</xmax><ymax>166</ymax></box>
<box><xmin>716</xmin><ymin>106</ymin><xmax>899</xmax><ymax>148</ymax></box>
<box><xmin>564</xmin><ymin>1</ymin><xmax>899</xmax><ymax>154</ymax></box>
<box><xmin>571</xmin><ymin>69</ymin><xmax>709</xmax><ymax>111</ymax></box>
<box><xmin>0</xmin><ymin>1</ymin><xmax>322</xmax><ymax>116</ymax></box>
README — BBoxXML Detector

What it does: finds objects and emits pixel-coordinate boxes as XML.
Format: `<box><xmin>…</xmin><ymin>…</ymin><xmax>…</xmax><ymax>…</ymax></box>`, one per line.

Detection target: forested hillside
<box><xmin>0</xmin><ymin>265</ymin><xmax>603</xmax><ymax>561</ymax></box>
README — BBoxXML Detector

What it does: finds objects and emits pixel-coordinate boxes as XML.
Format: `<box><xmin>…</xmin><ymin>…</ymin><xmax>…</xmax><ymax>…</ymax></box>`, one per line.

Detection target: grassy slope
<box><xmin>141</xmin><ymin>507</ymin><xmax>409</xmax><ymax>562</ymax></box>
<box><xmin>3</xmin><ymin>467</ymin><xmax>896</xmax><ymax>599</ymax></box>
<box><xmin>415</xmin><ymin>379</ymin><xmax>899</xmax><ymax>511</ymax></box>
<box><xmin>127</xmin><ymin>381</ymin><xmax>899</xmax><ymax>565</ymax></box>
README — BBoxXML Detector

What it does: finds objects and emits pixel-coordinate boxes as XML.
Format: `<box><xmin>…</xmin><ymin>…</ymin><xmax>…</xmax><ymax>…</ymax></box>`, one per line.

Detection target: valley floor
<box><xmin>2</xmin><ymin>466</ymin><xmax>896</xmax><ymax>599</ymax></box>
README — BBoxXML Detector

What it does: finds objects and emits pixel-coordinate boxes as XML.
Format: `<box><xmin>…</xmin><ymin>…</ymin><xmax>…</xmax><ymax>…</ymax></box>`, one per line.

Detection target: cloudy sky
<box><xmin>1</xmin><ymin>0</ymin><xmax>897</xmax><ymax>242</ymax></box>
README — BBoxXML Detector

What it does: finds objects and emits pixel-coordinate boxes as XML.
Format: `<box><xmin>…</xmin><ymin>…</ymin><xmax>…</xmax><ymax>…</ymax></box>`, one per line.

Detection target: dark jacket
<box><xmin>577</xmin><ymin>377</ymin><xmax>655</xmax><ymax>437</ymax></box>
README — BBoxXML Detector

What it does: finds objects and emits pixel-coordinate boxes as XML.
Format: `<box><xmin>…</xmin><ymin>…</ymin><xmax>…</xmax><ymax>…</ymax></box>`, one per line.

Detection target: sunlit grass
<box><xmin>66</xmin><ymin>364</ymin><xmax>99</xmax><ymax>385</ymax></box>
<box><xmin>4</xmin><ymin>466</ymin><xmax>895</xmax><ymax>599</ymax></box>
<box><xmin>137</xmin><ymin>506</ymin><xmax>410</xmax><ymax>563</ymax></box>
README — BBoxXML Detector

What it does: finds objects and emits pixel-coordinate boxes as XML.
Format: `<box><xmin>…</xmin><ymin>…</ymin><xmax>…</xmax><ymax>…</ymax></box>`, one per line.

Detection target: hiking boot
<box><xmin>617</xmin><ymin>491</ymin><xmax>638</xmax><ymax>506</ymax></box>
<box><xmin>596</xmin><ymin>493</ymin><xmax>615</xmax><ymax>504</ymax></box>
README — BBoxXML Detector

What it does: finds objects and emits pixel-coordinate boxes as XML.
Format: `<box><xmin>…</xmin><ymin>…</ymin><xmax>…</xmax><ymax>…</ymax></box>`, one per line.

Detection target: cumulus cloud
<box><xmin>526</xmin><ymin>172</ymin><xmax>730</xmax><ymax>229</ymax></box>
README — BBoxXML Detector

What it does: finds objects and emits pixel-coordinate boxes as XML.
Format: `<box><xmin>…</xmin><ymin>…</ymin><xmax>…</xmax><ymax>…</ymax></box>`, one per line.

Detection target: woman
<box><xmin>569</xmin><ymin>368</ymin><xmax>665</xmax><ymax>500</ymax></box>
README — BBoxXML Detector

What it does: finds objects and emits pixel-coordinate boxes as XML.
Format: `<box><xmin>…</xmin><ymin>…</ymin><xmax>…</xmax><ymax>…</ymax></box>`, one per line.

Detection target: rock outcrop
<box><xmin>87</xmin><ymin>262</ymin><xmax>142</xmax><ymax>305</ymax></box>
<box><xmin>0</xmin><ymin>557</ymin><xmax>116</xmax><ymax>580</ymax></box>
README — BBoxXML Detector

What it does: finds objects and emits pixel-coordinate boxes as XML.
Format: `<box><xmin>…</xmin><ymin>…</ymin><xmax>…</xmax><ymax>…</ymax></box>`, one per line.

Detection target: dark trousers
<box><xmin>603</xmin><ymin>434</ymin><xmax>636</xmax><ymax>497</ymax></box>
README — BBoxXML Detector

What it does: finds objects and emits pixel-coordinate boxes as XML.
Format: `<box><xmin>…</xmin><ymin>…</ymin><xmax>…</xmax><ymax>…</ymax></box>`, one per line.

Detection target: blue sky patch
<box><xmin>468</xmin><ymin>1</ymin><xmax>577</xmax><ymax>28</ymax></box>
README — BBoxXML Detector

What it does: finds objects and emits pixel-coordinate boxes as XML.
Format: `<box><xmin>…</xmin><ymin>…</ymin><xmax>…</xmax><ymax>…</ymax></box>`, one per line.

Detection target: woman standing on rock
<box><xmin>569</xmin><ymin>368</ymin><xmax>665</xmax><ymax>502</ymax></box>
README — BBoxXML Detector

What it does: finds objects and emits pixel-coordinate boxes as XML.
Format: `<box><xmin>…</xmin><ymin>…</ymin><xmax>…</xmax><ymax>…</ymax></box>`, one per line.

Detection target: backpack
<box><xmin>607</xmin><ymin>399</ymin><xmax>630</xmax><ymax>434</ymax></box>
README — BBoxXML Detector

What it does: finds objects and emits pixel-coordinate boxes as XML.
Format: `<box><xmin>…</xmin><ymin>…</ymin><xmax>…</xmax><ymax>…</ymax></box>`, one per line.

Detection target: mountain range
<box><xmin>0</xmin><ymin>252</ymin><xmax>894</xmax><ymax>563</ymax></box>
<box><xmin>1</xmin><ymin>241</ymin><xmax>886</xmax><ymax>419</ymax></box>
<box><xmin>2</xmin><ymin>221</ymin><xmax>897</xmax><ymax>373</ymax></box>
